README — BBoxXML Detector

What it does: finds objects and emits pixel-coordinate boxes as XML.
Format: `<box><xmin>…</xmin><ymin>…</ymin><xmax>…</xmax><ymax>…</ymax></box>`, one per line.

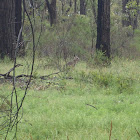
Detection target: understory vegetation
<box><xmin>0</xmin><ymin>58</ymin><xmax>140</xmax><ymax>140</ymax></box>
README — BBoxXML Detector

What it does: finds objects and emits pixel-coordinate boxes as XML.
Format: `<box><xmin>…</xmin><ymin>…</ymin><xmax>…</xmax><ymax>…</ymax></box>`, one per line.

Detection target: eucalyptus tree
<box><xmin>122</xmin><ymin>0</ymin><xmax>139</xmax><ymax>30</ymax></box>
<box><xmin>16</xmin><ymin>0</ymin><xmax>25</xmax><ymax>56</ymax></box>
<box><xmin>80</xmin><ymin>0</ymin><xmax>86</xmax><ymax>15</ymax></box>
<box><xmin>0</xmin><ymin>0</ymin><xmax>16</xmax><ymax>59</ymax></box>
<box><xmin>45</xmin><ymin>0</ymin><xmax>57</xmax><ymax>26</ymax></box>
<box><xmin>96</xmin><ymin>0</ymin><xmax>111</xmax><ymax>58</ymax></box>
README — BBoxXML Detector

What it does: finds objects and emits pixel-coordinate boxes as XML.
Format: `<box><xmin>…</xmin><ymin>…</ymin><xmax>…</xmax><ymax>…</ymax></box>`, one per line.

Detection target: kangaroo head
<box><xmin>74</xmin><ymin>56</ymin><xmax>79</xmax><ymax>61</ymax></box>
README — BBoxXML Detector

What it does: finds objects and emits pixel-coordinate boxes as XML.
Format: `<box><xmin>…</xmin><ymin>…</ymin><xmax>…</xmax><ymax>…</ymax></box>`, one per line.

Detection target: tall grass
<box><xmin>0</xmin><ymin>57</ymin><xmax>140</xmax><ymax>140</ymax></box>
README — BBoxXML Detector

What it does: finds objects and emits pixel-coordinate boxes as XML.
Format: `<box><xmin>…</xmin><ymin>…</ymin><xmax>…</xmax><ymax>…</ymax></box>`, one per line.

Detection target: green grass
<box><xmin>0</xmin><ymin>58</ymin><xmax>140</xmax><ymax>140</ymax></box>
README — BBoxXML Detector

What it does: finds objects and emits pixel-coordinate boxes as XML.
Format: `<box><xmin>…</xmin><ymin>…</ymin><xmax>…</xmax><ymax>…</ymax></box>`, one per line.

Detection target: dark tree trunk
<box><xmin>133</xmin><ymin>0</ymin><xmax>139</xmax><ymax>30</ymax></box>
<box><xmin>96</xmin><ymin>0</ymin><xmax>110</xmax><ymax>58</ymax></box>
<box><xmin>122</xmin><ymin>0</ymin><xmax>139</xmax><ymax>35</ymax></box>
<box><xmin>15</xmin><ymin>0</ymin><xmax>25</xmax><ymax>56</ymax></box>
<box><xmin>69</xmin><ymin>0</ymin><xmax>72</xmax><ymax>7</ymax></box>
<box><xmin>80</xmin><ymin>0</ymin><xmax>86</xmax><ymax>15</ymax></box>
<box><xmin>65</xmin><ymin>0</ymin><xmax>73</xmax><ymax>15</ymax></box>
<box><xmin>61</xmin><ymin>0</ymin><xmax>73</xmax><ymax>16</ymax></box>
<box><xmin>91</xmin><ymin>0</ymin><xmax>97</xmax><ymax>24</ymax></box>
<box><xmin>61</xmin><ymin>2</ymin><xmax>64</xmax><ymax>15</ymax></box>
<box><xmin>0</xmin><ymin>0</ymin><xmax>16</xmax><ymax>59</ymax></box>
<box><xmin>122</xmin><ymin>0</ymin><xmax>131</xmax><ymax>27</ymax></box>
<box><xmin>133</xmin><ymin>14</ymin><xmax>138</xmax><ymax>30</ymax></box>
<box><xmin>15</xmin><ymin>0</ymin><xmax>22</xmax><ymax>38</ymax></box>
<box><xmin>74</xmin><ymin>0</ymin><xmax>77</xmax><ymax>13</ymax></box>
<box><xmin>45</xmin><ymin>0</ymin><xmax>57</xmax><ymax>26</ymax></box>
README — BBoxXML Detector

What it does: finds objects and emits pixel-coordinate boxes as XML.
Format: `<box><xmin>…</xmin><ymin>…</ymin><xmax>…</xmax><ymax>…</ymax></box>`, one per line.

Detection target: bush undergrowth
<box><xmin>74</xmin><ymin>69</ymin><xmax>137</xmax><ymax>95</ymax></box>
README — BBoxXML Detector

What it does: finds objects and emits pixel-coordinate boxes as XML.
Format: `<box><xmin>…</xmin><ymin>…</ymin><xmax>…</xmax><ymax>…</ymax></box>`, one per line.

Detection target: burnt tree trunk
<box><xmin>80</xmin><ymin>0</ymin><xmax>86</xmax><ymax>15</ymax></box>
<box><xmin>96</xmin><ymin>0</ymin><xmax>110</xmax><ymax>58</ymax></box>
<box><xmin>0</xmin><ymin>0</ymin><xmax>16</xmax><ymax>59</ymax></box>
<box><xmin>45</xmin><ymin>0</ymin><xmax>57</xmax><ymax>26</ymax></box>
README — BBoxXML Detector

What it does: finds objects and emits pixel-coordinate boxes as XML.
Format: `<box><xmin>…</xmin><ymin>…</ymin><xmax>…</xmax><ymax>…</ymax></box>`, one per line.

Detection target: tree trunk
<box><xmin>45</xmin><ymin>0</ymin><xmax>57</xmax><ymax>26</ymax></box>
<box><xmin>80</xmin><ymin>0</ymin><xmax>86</xmax><ymax>15</ymax></box>
<box><xmin>15</xmin><ymin>0</ymin><xmax>25</xmax><ymax>57</ymax></box>
<box><xmin>122</xmin><ymin>0</ymin><xmax>139</xmax><ymax>35</ymax></box>
<box><xmin>15</xmin><ymin>0</ymin><xmax>22</xmax><ymax>38</ymax></box>
<box><xmin>91</xmin><ymin>0</ymin><xmax>97</xmax><ymax>24</ymax></box>
<box><xmin>133</xmin><ymin>0</ymin><xmax>139</xmax><ymax>30</ymax></box>
<box><xmin>74</xmin><ymin>0</ymin><xmax>77</xmax><ymax>13</ymax></box>
<box><xmin>96</xmin><ymin>0</ymin><xmax>110</xmax><ymax>58</ymax></box>
<box><xmin>0</xmin><ymin>0</ymin><xmax>16</xmax><ymax>59</ymax></box>
<box><xmin>122</xmin><ymin>0</ymin><xmax>131</xmax><ymax>27</ymax></box>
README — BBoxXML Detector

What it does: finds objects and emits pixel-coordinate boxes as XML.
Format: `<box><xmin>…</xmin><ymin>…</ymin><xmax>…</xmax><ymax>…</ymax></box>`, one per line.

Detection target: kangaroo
<box><xmin>66</xmin><ymin>56</ymin><xmax>80</xmax><ymax>67</ymax></box>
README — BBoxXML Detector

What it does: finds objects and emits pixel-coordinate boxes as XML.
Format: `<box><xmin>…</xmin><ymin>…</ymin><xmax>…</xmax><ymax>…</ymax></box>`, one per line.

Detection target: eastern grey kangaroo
<box><xmin>66</xmin><ymin>56</ymin><xmax>80</xmax><ymax>67</ymax></box>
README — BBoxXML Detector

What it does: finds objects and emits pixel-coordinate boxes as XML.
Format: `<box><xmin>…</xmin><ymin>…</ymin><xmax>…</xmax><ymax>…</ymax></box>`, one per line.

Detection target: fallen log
<box><xmin>0</xmin><ymin>64</ymin><xmax>23</xmax><ymax>79</ymax></box>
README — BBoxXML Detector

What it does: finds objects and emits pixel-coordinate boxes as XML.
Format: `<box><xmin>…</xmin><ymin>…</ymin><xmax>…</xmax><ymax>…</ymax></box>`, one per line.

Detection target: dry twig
<box><xmin>109</xmin><ymin>121</ymin><xmax>112</xmax><ymax>140</ymax></box>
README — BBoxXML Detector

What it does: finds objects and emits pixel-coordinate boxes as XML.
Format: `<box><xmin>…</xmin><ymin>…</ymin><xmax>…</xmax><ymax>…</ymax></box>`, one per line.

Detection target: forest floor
<box><xmin>0</xmin><ymin>57</ymin><xmax>140</xmax><ymax>140</ymax></box>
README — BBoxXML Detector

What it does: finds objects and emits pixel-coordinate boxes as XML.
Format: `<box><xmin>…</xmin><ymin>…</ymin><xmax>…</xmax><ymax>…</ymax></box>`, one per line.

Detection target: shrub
<box><xmin>74</xmin><ymin>70</ymin><xmax>135</xmax><ymax>94</ymax></box>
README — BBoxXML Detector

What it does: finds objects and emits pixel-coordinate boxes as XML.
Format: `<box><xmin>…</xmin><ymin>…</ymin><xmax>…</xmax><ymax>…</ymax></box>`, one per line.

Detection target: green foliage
<box><xmin>131</xmin><ymin>29</ymin><xmax>140</xmax><ymax>51</ymax></box>
<box><xmin>116</xmin><ymin>76</ymin><xmax>134</xmax><ymax>94</ymax></box>
<box><xmin>19</xmin><ymin>0</ymin><xmax>140</xmax><ymax>61</ymax></box>
<box><xmin>70</xmin><ymin>15</ymin><xmax>91</xmax><ymax>36</ymax></box>
<box><xmin>74</xmin><ymin>70</ymin><xmax>136</xmax><ymax>94</ymax></box>
<box><xmin>87</xmin><ymin>50</ymin><xmax>110</xmax><ymax>67</ymax></box>
<box><xmin>0</xmin><ymin>56</ymin><xmax>11</xmax><ymax>64</ymax></box>
<box><xmin>25</xmin><ymin>14</ymin><xmax>93</xmax><ymax>60</ymax></box>
<box><xmin>126</xmin><ymin>1</ymin><xmax>139</xmax><ymax>17</ymax></box>
<box><xmin>33</xmin><ymin>71</ymin><xmax>39</xmax><ymax>78</ymax></box>
<box><xmin>89</xmin><ymin>71</ymin><xmax>113</xmax><ymax>87</ymax></box>
<box><xmin>94</xmin><ymin>50</ymin><xmax>110</xmax><ymax>66</ymax></box>
<box><xmin>0</xmin><ymin>94</ymin><xmax>10</xmax><ymax>112</ymax></box>
<box><xmin>58</xmin><ymin>79</ymin><xmax>67</xmax><ymax>91</ymax></box>
<box><xmin>68</xmin><ymin>15</ymin><xmax>92</xmax><ymax>57</ymax></box>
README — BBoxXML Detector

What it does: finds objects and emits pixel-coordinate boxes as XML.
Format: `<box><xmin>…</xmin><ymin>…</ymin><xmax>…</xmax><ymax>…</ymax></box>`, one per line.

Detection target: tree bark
<box><xmin>0</xmin><ymin>0</ymin><xmax>16</xmax><ymax>59</ymax></box>
<box><xmin>15</xmin><ymin>0</ymin><xmax>25</xmax><ymax>57</ymax></box>
<box><xmin>122</xmin><ymin>0</ymin><xmax>131</xmax><ymax>27</ymax></box>
<box><xmin>122</xmin><ymin>0</ymin><xmax>139</xmax><ymax>35</ymax></box>
<box><xmin>133</xmin><ymin>0</ymin><xmax>139</xmax><ymax>30</ymax></box>
<box><xmin>45</xmin><ymin>0</ymin><xmax>57</xmax><ymax>26</ymax></box>
<box><xmin>91</xmin><ymin>0</ymin><xmax>97</xmax><ymax>24</ymax></box>
<box><xmin>15</xmin><ymin>0</ymin><xmax>22</xmax><ymax>39</ymax></box>
<box><xmin>80</xmin><ymin>0</ymin><xmax>86</xmax><ymax>15</ymax></box>
<box><xmin>74</xmin><ymin>0</ymin><xmax>77</xmax><ymax>13</ymax></box>
<box><xmin>96</xmin><ymin>0</ymin><xmax>110</xmax><ymax>58</ymax></box>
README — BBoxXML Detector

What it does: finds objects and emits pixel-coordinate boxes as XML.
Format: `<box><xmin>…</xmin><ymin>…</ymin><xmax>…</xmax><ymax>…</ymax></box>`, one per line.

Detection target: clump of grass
<box><xmin>87</xmin><ymin>50</ymin><xmax>111</xmax><ymax>67</ymax></box>
<box><xmin>74</xmin><ymin>70</ymin><xmax>136</xmax><ymax>94</ymax></box>
<box><xmin>0</xmin><ymin>95</ymin><xmax>10</xmax><ymax>112</ymax></box>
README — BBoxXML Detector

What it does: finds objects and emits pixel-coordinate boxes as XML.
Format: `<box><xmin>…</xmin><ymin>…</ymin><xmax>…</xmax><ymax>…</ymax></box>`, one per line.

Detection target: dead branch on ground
<box><xmin>0</xmin><ymin>64</ymin><xmax>23</xmax><ymax>79</ymax></box>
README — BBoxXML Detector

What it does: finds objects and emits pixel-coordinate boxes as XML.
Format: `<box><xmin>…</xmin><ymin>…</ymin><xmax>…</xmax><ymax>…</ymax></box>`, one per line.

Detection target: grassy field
<box><xmin>0</xmin><ymin>58</ymin><xmax>140</xmax><ymax>140</ymax></box>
